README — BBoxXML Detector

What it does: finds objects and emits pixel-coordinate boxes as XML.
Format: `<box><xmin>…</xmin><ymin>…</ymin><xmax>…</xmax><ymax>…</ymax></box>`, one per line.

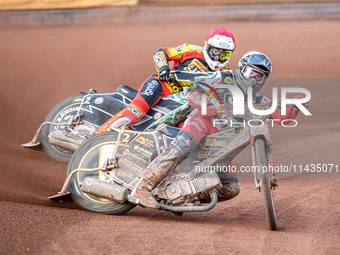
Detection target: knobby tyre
<box><xmin>255</xmin><ymin>138</ymin><xmax>278</xmax><ymax>230</ymax></box>
<box><xmin>67</xmin><ymin>132</ymin><xmax>136</xmax><ymax>214</ymax></box>
<box><xmin>41</xmin><ymin>94</ymin><xmax>84</xmax><ymax>162</ymax></box>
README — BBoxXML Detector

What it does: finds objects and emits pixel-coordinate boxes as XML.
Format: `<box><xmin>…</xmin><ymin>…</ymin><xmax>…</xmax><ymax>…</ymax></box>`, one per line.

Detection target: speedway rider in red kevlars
<box><xmin>95</xmin><ymin>28</ymin><xmax>236</xmax><ymax>133</ymax></box>
<box><xmin>134</xmin><ymin>51</ymin><xmax>303</xmax><ymax>209</ymax></box>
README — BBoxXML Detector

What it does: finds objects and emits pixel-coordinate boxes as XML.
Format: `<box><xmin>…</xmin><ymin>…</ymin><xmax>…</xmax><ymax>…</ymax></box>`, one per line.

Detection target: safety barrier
<box><xmin>0</xmin><ymin>0</ymin><xmax>338</xmax><ymax>10</ymax></box>
<box><xmin>0</xmin><ymin>0</ymin><xmax>138</xmax><ymax>11</ymax></box>
<box><xmin>140</xmin><ymin>0</ymin><xmax>340</xmax><ymax>4</ymax></box>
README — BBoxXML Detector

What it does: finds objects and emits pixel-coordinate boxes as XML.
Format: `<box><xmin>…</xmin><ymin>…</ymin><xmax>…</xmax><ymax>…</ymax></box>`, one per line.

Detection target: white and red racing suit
<box><xmin>183</xmin><ymin>72</ymin><xmax>301</xmax><ymax>142</ymax></box>
<box><xmin>140</xmin><ymin>71</ymin><xmax>302</xmax><ymax>202</ymax></box>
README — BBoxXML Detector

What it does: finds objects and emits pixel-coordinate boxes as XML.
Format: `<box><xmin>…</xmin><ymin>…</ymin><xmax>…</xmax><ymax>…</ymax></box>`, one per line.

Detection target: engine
<box><xmin>158</xmin><ymin>171</ymin><xmax>222</xmax><ymax>206</ymax></box>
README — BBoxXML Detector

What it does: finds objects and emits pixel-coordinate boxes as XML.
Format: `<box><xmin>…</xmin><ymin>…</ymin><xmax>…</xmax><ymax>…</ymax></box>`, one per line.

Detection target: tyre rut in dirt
<box><xmin>67</xmin><ymin>132</ymin><xmax>136</xmax><ymax>215</ymax></box>
<box><xmin>255</xmin><ymin>138</ymin><xmax>278</xmax><ymax>230</ymax></box>
<box><xmin>41</xmin><ymin>94</ymin><xmax>83</xmax><ymax>162</ymax></box>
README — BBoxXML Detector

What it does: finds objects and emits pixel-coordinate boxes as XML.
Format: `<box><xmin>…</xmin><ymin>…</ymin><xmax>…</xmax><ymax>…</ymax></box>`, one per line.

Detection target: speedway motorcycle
<box><xmin>50</xmin><ymin>90</ymin><xmax>279</xmax><ymax>230</ymax></box>
<box><xmin>22</xmin><ymin>71</ymin><xmax>203</xmax><ymax>162</ymax></box>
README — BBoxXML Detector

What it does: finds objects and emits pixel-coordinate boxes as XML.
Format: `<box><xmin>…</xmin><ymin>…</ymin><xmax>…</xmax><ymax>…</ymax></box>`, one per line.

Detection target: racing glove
<box><xmin>158</xmin><ymin>66</ymin><xmax>171</xmax><ymax>81</ymax></box>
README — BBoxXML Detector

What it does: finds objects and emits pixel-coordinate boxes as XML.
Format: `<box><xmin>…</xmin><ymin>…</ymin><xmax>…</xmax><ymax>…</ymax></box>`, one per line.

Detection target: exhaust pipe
<box><xmin>48</xmin><ymin>130</ymin><xmax>84</xmax><ymax>152</ymax></box>
<box><xmin>81</xmin><ymin>177</ymin><xmax>129</xmax><ymax>204</ymax></box>
<box><xmin>159</xmin><ymin>192</ymin><xmax>218</xmax><ymax>212</ymax></box>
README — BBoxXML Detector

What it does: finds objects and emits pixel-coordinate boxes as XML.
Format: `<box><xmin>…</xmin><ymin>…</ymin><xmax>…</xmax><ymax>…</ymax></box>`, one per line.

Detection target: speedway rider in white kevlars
<box><xmin>135</xmin><ymin>51</ymin><xmax>302</xmax><ymax>208</ymax></box>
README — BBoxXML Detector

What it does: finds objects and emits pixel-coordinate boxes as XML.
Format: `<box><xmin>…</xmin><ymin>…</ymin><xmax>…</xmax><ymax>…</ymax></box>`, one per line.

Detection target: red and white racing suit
<box><xmin>183</xmin><ymin>72</ymin><xmax>301</xmax><ymax>142</ymax></box>
<box><xmin>140</xmin><ymin>71</ymin><xmax>302</xmax><ymax>202</ymax></box>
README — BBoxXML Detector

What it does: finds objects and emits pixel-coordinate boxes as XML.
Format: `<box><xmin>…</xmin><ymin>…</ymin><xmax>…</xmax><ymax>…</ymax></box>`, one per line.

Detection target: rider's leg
<box><xmin>216</xmin><ymin>168</ymin><xmax>240</xmax><ymax>202</ymax></box>
<box><xmin>136</xmin><ymin>131</ymin><xmax>197</xmax><ymax>208</ymax></box>
<box><xmin>136</xmin><ymin>111</ymin><xmax>215</xmax><ymax>208</ymax></box>
<box><xmin>96</xmin><ymin>75</ymin><xmax>170</xmax><ymax>133</ymax></box>
<box><xmin>187</xmin><ymin>113</ymin><xmax>240</xmax><ymax>202</ymax></box>
<box><xmin>136</xmin><ymin>111</ymin><xmax>239</xmax><ymax>208</ymax></box>
<box><xmin>95</xmin><ymin>98</ymin><xmax>149</xmax><ymax>133</ymax></box>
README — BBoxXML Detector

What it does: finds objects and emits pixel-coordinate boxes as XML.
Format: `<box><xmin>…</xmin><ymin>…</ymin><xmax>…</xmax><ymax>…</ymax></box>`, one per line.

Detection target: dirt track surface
<box><xmin>1</xmin><ymin>4</ymin><xmax>340</xmax><ymax>254</ymax></box>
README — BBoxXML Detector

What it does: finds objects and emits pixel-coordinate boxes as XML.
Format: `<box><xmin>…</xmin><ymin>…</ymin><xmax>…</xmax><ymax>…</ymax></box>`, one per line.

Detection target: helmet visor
<box><xmin>208</xmin><ymin>46</ymin><xmax>233</xmax><ymax>63</ymax></box>
<box><xmin>241</xmin><ymin>66</ymin><xmax>268</xmax><ymax>84</ymax></box>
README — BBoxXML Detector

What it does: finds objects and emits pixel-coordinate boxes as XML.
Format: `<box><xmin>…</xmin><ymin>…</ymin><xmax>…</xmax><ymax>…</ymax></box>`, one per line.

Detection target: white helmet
<box><xmin>203</xmin><ymin>28</ymin><xmax>236</xmax><ymax>71</ymax></box>
<box><xmin>236</xmin><ymin>51</ymin><xmax>272</xmax><ymax>94</ymax></box>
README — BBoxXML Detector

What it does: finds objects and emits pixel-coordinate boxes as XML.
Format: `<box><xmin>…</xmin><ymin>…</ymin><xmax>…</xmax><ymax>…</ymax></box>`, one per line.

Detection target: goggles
<box><xmin>241</xmin><ymin>66</ymin><xmax>268</xmax><ymax>84</ymax></box>
<box><xmin>209</xmin><ymin>46</ymin><xmax>233</xmax><ymax>63</ymax></box>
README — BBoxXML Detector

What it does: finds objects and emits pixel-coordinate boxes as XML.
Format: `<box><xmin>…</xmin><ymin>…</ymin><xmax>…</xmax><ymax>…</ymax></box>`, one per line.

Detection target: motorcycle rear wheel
<box><xmin>254</xmin><ymin>138</ymin><xmax>278</xmax><ymax>230</ymax></box>
<box><xmin>67</xmin><ymin>132</ymin><xmax>136</xmax><ymax>215</ymax></box>
<box><xmin>41</xmin><ymin>94</ymin><xmax>84</xmax><ymax>162</ymax></box>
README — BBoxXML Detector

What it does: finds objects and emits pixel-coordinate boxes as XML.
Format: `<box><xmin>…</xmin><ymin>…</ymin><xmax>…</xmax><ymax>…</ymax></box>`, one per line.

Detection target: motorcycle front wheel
<box><xmin>254</xmin><ymin>138</ymin><xmax>278</xmax><ymax>230</ymax></box>
<box><xmin>41</xmin><ymin>94</ymin><xmax>84</xmax><ymax>162</ymax></box>
<box><xmin>67</xmin><ymin>132</ymin><xmax>136</xmax><ymax>215</ymax></box>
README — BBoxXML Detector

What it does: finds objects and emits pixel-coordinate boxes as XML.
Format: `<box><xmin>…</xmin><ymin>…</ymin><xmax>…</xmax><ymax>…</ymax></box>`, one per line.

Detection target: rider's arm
<box><xmin>270</xmin><ymin>95</ymin><xmax>307</xmax><ymax>124</ymax></box>
<box><xmin>153</xmin><ymin>43</ymin><xmax>204</xmax><ymax>73</ymax></box>
<box><xmin>258</xmin><ymin>95</ymin><xmax>301</xmax><ymax>124</ymax></box>
<box><xmin>153</xmin><ymin>48</ymin><xmax>170</xmax><ymax>73</ymax></box>
<box><xmin>270</xmin><ymin>107</ymin><xmax>300</xmax><ymax>124</ymax></box>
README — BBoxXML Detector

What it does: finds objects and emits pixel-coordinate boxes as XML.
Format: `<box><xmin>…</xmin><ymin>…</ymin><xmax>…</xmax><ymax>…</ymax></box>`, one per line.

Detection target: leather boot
<box><xmin>136</xmin><ymin>178</ymin><xmax>161</xmax><ymax>209</ymax></box>
<box><xmin>136</xmin><ymin>131</ymin><xmax>196</xmax><ymax>208</ymax></box>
